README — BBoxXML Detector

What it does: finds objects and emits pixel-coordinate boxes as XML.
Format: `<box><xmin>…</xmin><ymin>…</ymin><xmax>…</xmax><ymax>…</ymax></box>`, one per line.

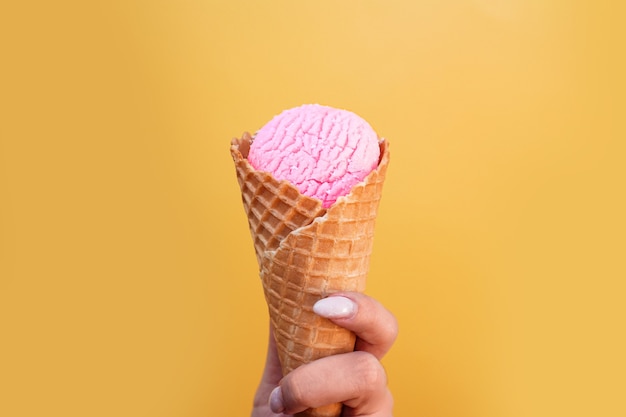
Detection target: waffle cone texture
<box><xmin>231</xmin><ymin>132</ymin><xmax>389</xmax><ymax>417</ymax></box>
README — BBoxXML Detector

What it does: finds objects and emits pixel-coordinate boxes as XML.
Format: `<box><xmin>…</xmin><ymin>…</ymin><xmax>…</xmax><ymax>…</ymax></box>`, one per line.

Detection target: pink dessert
<box><xmin>247</xmin><ymin>104</ymin><xmax>380</xmax><ymax>208</ymax></box>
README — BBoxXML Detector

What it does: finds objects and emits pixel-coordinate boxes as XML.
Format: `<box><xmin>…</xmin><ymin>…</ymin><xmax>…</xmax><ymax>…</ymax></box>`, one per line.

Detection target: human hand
<box><xmin>251</xmin><ymin>292</ymin><xmax>398</xmax><ymax>417</ymax></box>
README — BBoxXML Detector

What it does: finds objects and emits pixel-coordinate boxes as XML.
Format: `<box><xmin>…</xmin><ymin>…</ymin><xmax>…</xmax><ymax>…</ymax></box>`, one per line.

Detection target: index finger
<box><xmin>313</xmin><ymin>292</ymin><xmax>398</xmax><ymax>359</ymax></box>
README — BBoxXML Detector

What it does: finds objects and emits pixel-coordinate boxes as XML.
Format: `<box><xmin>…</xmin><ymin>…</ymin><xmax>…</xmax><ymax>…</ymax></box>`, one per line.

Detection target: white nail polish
<box><xmin>313</xmin><ymin>296</ymin><xmax>357</xmax><ymax>319</ymax></box>
<box><xmin>269</xmin><ymin>386</ymin><xmax>284</xmax><ymax>413</ymax></box>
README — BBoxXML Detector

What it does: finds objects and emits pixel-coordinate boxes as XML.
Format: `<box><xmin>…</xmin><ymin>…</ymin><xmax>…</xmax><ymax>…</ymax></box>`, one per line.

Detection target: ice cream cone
<box><xmin>231</xmin><ymin>132</ymin><xmax>390</xmax><ymax>417</ymax></box>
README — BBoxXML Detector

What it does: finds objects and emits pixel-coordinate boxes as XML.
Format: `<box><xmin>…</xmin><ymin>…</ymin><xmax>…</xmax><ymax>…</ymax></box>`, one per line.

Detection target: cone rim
<box><xmin>230</xmin><ymin>132</ymin><xmax>389</xmax><ymax>221</ymax></box>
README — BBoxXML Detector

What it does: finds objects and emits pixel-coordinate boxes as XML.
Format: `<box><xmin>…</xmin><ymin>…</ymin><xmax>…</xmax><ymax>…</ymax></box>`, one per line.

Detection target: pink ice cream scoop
<box><xmin>247</xmin><ymin>104</ymin><xmax>381</xmax><ymax>208</ymax></box>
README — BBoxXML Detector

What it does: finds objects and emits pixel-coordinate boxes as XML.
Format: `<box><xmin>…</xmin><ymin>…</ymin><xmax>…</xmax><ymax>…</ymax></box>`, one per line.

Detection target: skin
<box><xmin>251</xmin><ymin>292</ymin><xmax>398</xmax><ymax>417</ymax></box>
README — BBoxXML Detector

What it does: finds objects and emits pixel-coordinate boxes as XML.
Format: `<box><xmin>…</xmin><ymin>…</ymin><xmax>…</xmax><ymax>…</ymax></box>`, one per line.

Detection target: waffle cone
<box><xmin>231</xmin><ymin>132</ymin><xmax>389</xmax><ymax>417</ymax></box>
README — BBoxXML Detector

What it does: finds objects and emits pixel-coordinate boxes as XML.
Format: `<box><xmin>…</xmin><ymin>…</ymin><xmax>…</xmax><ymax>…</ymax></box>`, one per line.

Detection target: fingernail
<box><xmin>269</xmin><ymin>386</ymin><xmax>285</xmax><ymax>413</ymax></box>
<box><xmin>313</xmin><ymin>296</ymin><xmax>357</xmax><ymax>319</ymax></box>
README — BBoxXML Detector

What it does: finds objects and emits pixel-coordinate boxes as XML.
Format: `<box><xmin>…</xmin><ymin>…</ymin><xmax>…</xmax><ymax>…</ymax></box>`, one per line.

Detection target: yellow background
<box><xmin>1</xmin><ymin>1</ymin><xmax>624</xmax><ymax>416</ymax></box>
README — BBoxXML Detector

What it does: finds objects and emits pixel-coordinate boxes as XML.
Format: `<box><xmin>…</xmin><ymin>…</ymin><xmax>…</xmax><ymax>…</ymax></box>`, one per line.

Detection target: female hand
<box><xmin>252</xmin><ymin>292</ymin><xmax>398</xmax><ymax>417</ymax></box>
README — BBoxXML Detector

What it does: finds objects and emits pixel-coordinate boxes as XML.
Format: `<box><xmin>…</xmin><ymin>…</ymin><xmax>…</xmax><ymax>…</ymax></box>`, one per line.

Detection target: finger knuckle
<box><xmin>353</xmin><ymin>352</ymin><xmax>387</xmax><ymax>394</ymax></box>
<box><xmin>281</xmin><ymin>373</ymin><xmax>308</xmax><ymax>410</ymax></box>
<box><xmin>387</xmin><ymin>313</ymin><xmax>399</xmax><ymax>343</ymax></box>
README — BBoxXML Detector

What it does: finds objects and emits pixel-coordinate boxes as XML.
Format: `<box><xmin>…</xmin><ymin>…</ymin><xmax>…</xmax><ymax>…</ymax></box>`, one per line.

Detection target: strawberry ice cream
<box><xmin>247</xmin><ymin>104</ymin><xmax>380</xmax><ymax>208</ymax></box>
